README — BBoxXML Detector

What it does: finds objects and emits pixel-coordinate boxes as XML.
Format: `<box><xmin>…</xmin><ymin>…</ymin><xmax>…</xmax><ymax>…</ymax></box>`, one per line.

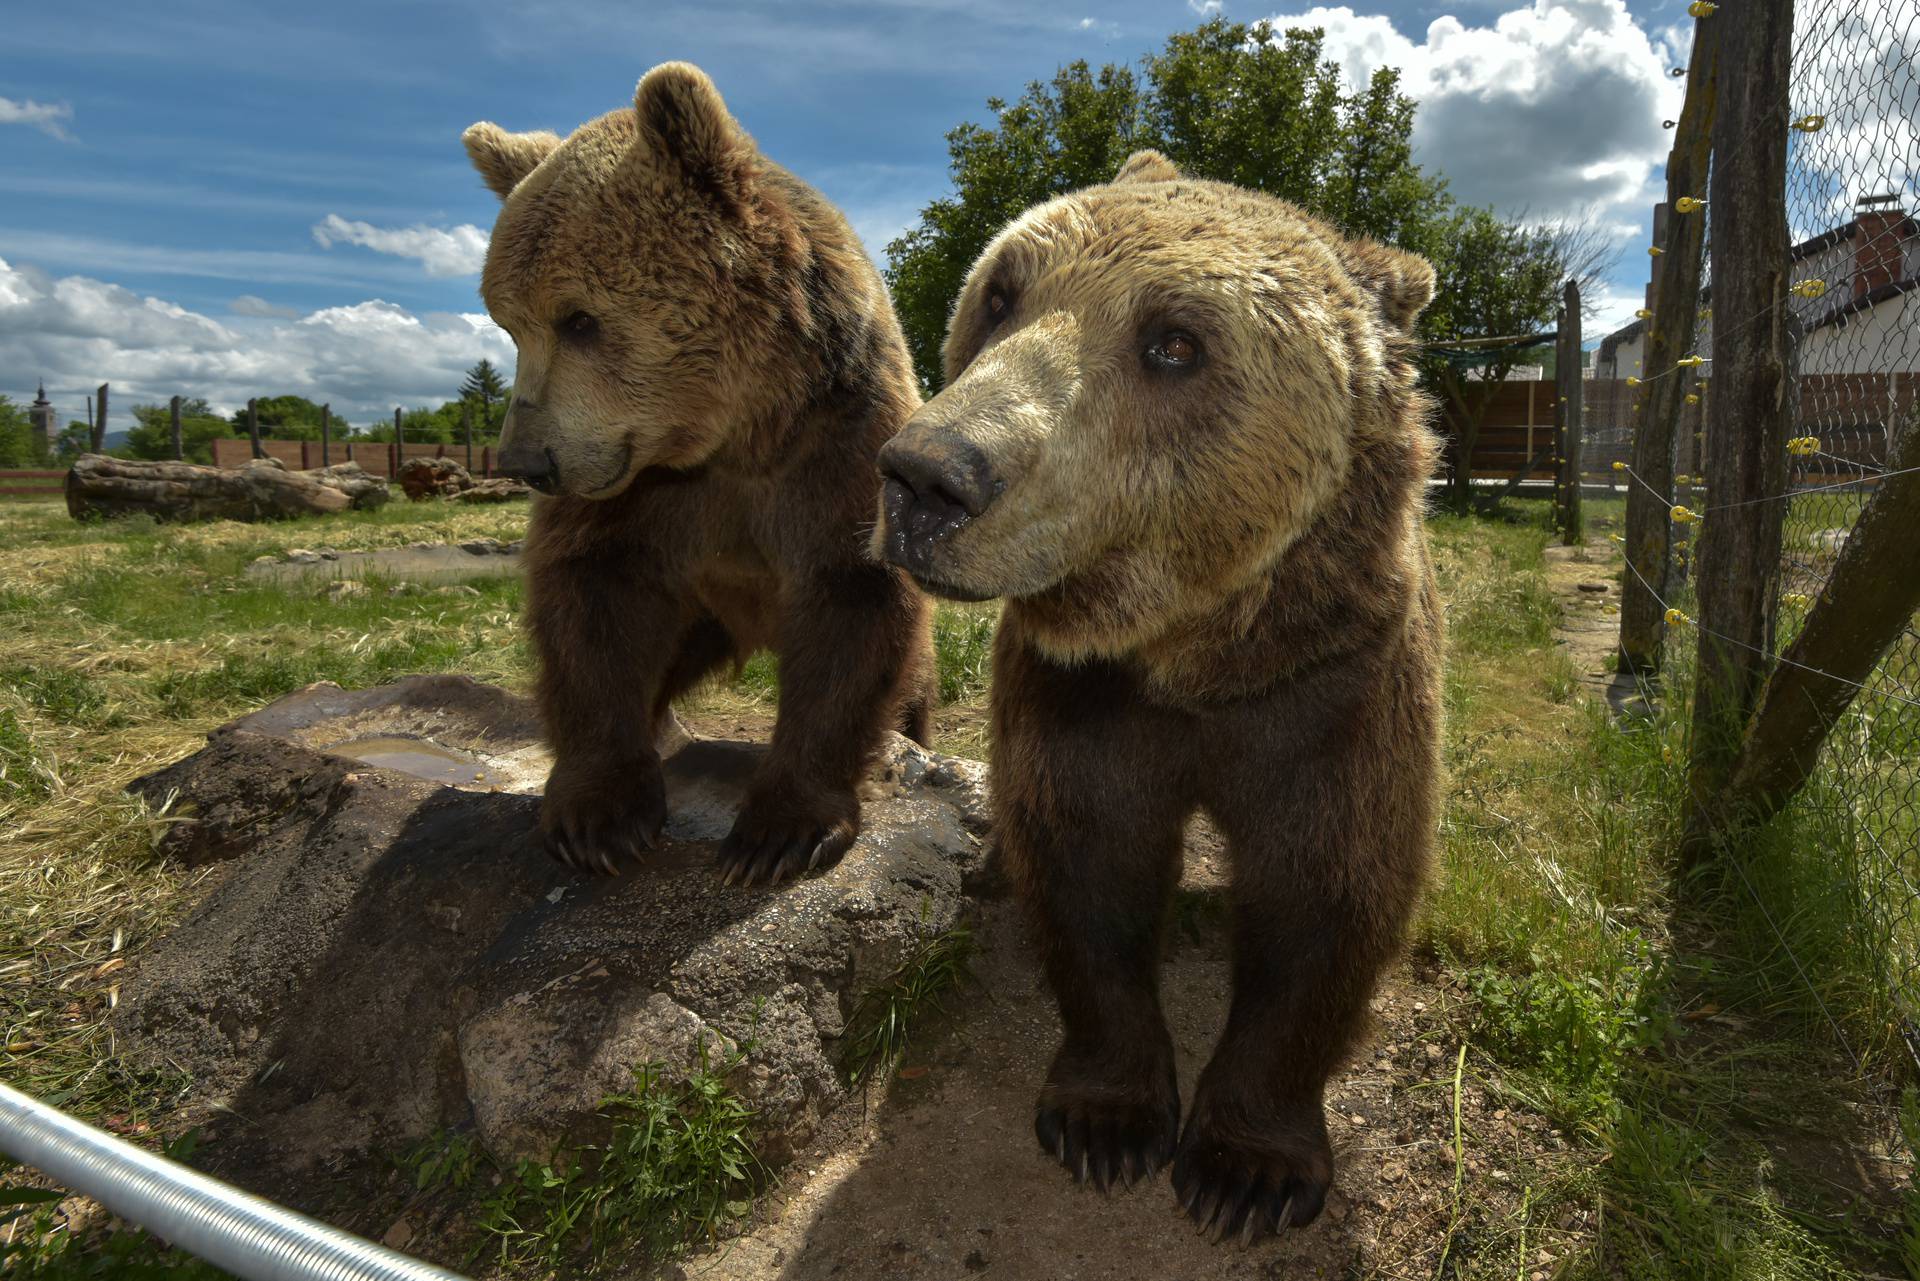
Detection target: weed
<box><xmin>932</xmin><ymin>606</ymin><xmax>997</xmax><ymax>704</ymax></box>
<box><xmin>473</xmin><ymin>1049</ymin><xmax>762</xmax><ymax>1271</ymax></box>
<box><xmin>841</xmin><ymin>921</ymin><xmax>974</xmax><ymax>1085</ymax></box>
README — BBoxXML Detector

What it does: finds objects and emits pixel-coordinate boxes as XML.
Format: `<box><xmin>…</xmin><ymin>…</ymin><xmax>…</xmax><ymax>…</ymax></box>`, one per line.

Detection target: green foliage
<box><xmin>932</xmin><ymin>605</ymin><xmax>996</xmax><ymax>703</ymax></box>
<box><xmin>472</xmin><ymin>1052</ymin><xmax>762</xmax><ymax>1270</ymax></box>
<box><xmin>1466</xmin><ymin>933</ymin><xmax>1670</xmax><ymax>1126</ymax></box>
<box><xmin>884</xmin><ymin>18</ymin><xmax>1448</xmax><ymax>391</ymax></box>
<box><xmin>0</xmin><ymin>395</ymin><xmax>49</xmax><ymax>469</ymax></box>
<box><xmin>226</xmin><ymin>395</ymin><xmax>343</xmax><ymax>442</ymax></box>
<box><xmin>1</xmin><ymin>664</ymin><xmax>120</xmax><ymax>728</ymax></box>
<box><xmin>841</xmin><ymin>921</ymin><xmax>974</xmax><ymax>1085</ymax></box>
<box><xmin>0</xmin><ymin>1160</ymin><xmax>228</xmax><ymax>1279</ymax></box>
<box><xmin>0</xmin><ymin>705</ymin><xmax>52</xmax><ymax>800</ymax></box>
<box><xmin>123</xmin><ymin>401</ymin><xmax>231</xmax><ymax>465</ymax></box>
<box><xmin>460</xmin><ymin>358</ymin><xmax>510</xmax><ymax>436</ymax></box>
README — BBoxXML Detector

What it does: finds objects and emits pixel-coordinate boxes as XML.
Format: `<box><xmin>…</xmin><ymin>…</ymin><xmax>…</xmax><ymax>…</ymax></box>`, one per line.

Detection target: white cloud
<box><xmin>229</xmin><ymin>295</ymin><xmax>301</xmax><ymax>319</ymax></box>
<box><xmin>311</xmin><ymin>214</ymin><xmax>490</xmax><ymax>278</ymax></box>
<box><xmin>0</xmin><ymin>256</ymin><xmax>514</xmax><ymax>423</ymax></box>
<box><xmin>1268</xmin><ymin>0</ymin><xmax>1683</xmax><ymax>223</ymax></box>
<box><xmin>0</xmin><ymin>96</ymin><xmax>73</xmax><ymax>142</ymax></box>
<box><xmin>1190</xmin><ymin>0</ymin><xmax>1224</xmax><ymax>13</ymax></box>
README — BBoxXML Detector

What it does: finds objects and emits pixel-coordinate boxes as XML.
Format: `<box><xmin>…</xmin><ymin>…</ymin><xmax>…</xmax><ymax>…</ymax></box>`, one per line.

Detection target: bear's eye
<box><xmin>984</xmin><ymin>289</ymin><xmax>1010</xmax><ymax>324</ymax></box>
<box><xmin>557</xmin><ymin>311</ymin><xmax>600</xmax><ymax>343</ymax></box>
<box><xmin>1146</xmin><ymin>332</ymin><xmax>1202</xmax><ymax>372</ymax></box>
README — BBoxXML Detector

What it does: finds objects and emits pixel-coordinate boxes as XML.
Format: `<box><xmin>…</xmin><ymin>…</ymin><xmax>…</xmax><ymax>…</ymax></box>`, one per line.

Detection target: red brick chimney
<box><xmin>1852</xmin><ymin>193</ymin><xmax>1909</xmax><ymax>300</ymax></box>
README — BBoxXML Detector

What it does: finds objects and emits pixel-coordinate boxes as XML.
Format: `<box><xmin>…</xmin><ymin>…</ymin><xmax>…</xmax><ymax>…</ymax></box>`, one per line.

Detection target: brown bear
<box><xmin>873</xmin><ymin>150</ymin><xmax>1443</xmax><ymax>1241</ymax></box>
<box><xmin>464</xmin><ymin>63</ymin><xmax>934</xmax><ymax>886</ymax></box>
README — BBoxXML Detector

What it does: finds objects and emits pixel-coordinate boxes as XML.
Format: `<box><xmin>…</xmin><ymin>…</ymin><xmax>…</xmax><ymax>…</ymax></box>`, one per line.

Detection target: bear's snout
<box><xmin>497</xmin><ymin>439</ymin><xmax>560</xmax><ymax>494</ymax></box>
<box><xmin>875</xmin><ymin>432</ymin><xmax>1001</xmax><ymax>595</ymax></box>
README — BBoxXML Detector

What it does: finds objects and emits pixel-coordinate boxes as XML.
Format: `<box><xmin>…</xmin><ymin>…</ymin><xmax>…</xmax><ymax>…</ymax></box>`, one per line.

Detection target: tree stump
<box><xmin>64</xmin><ymin>454</ymin><xmax>390</xmax><ymax>523</ymax></box>
<box><xmin>397</xmin><ymin>456</ymin><xmax>473</xmax><ymax>501</ymax></box>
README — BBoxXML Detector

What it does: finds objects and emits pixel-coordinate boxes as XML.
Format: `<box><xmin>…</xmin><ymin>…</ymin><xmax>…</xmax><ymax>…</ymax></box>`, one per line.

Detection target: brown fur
<box><xmin>873</xmin><ymin>152</ymin><xmax>1444</xmax><ymax>1238</ymax></box>
<box><xmin>466</xmin><ymin>63</ymin><xmax>934</xmax><ymax>885</ymax></box>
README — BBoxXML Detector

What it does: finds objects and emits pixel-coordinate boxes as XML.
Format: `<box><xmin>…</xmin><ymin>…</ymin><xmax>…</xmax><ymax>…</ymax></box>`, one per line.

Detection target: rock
<box><xmin>285</xmin><ymin>548</ymin><xmax>322</xmax><ymax>564</ymax></box>
<box><xmin>455</xmin><ymin>478</ymin><xmax>533</xmax><ymax>503</ymax></box>
<box><xmin>397</xmin><ymin>457</ymin><xmax>473</xmax><ymax>501</ymax></box>
<box><xmin>326</xmin><ymin>580</ymin><xmax>370</xmax><ymax>602</ymax></box>
<box><xmin>1576</xmin><ymin>581</ymin><xmax>1608</xmax><ymax>593</ymax></box>
<box><xmin>433</xmin><ymin>584</ymin><xmax>482</xmax><ymax>598</ymax></box>
<box><xmin>115</xmin><ymin>677</ymin><xmax>991</xmax><ymax>1193</ymax></box>
<box><xmin>458</xmin><ymin>537</ymin><xmax>504</xmax><ymax>556</ymax></box>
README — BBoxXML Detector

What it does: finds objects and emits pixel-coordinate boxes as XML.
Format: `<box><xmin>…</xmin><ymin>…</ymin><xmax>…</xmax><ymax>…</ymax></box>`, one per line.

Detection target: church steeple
<box><xmin>28</xmin><ymin>380</ymin><xmax>59</xmax><ymax>451</ymax></box>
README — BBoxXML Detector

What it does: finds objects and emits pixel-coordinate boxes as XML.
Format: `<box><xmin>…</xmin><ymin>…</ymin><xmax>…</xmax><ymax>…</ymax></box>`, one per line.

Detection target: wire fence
<box><xmin>1773</xmin><ymin>0</ymin><xmax>1920</xmax><ymax>1074</ymax></box>
<box><xmin>1600</xmin><ymin>0</ymin><xmax>1919</xmax><ymax>1092</ymax></box>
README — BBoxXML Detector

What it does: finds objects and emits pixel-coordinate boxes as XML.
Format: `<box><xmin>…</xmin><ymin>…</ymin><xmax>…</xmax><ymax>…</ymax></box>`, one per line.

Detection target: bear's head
<box><xmin>872</xmin><ymin>151</ymin><xmax>1435</xmax><ymax>659</ymax></box>
<box><xmin>464</xmin><ymin>63</ymin><xmax>797</xmax><ymax>498</ymax></box>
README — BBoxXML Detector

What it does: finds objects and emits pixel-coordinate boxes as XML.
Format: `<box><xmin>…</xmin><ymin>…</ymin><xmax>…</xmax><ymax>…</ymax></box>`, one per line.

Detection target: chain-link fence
<box><xmin>1774</xmin><ymin>0</ymin><xmax>1920</xmax><ymax>1071</ymax></box>
<box><xmin>1606</xmin><ymin>0</ymin><xmax>1919</xmax><ymax>1080</ymax></box>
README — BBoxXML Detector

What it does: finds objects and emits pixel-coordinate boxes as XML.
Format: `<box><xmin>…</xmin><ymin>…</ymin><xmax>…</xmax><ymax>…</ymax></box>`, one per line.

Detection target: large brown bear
<box><xmin>874</xmin><ymin>151</ymin><xmax>1443</xmax><ymax>1241</ymax></box>
<box><xmin>464</xmin><ymin>63</ymin><xmax>934</xmax><ymax>885</ymax></box>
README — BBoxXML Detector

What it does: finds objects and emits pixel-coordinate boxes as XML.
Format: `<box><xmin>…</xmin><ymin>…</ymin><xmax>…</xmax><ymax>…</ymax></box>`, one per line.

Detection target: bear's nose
<box><xmin>498</xmin><ymin>442</ymin><xmax>560</xmax><ymax>495</ymax></box>
<box><xmin>878</xmin><ymin>432</ymin><xmax>999</xmax><ymax>520</ymax></box>
<box><xmin>876</xmin><ymin>432</ymin><xmax>1000</xmax><ymax>580</ymax></box>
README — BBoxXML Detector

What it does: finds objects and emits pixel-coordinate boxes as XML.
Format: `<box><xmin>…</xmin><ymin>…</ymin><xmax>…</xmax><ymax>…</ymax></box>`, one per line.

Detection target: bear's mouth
<box><xmin>902</xmin><ymin>570</ymin><xmax>1002</xmax><ymax>604</ymax></box>
<box><xmin>579</xmin><ymin>440</ymin><xmax>638</xmax><ymax>500</ymax></box>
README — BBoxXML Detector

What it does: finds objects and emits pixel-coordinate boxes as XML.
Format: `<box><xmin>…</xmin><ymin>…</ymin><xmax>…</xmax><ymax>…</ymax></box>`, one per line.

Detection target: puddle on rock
<box><xmin>323</xmin><ymin>735</ymin><xmax>506</xmax><ymax>789</ymax></box>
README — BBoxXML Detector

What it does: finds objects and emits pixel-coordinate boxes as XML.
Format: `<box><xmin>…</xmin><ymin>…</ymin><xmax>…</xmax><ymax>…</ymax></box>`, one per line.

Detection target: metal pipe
<box><xmin>0</xmin><ymin>1080</ymin><xmax>468</xmax><ymax>1281</ymax></box>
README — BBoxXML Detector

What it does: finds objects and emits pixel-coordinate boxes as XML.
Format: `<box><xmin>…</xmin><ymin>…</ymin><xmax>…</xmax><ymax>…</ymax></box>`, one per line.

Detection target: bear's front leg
<box><xmin>527</xmin><ymin>517</ymin><xmax>692</xmax><ymax>875</ymax></box>
<box><xmin>993</xmin><ymin>640</ymin><xmax>1193</xmax><ymax>1191</ymax></box>
<box><xmin>1174</xmin><ymin>712</ymin><xmax>1432</xmax><ymax>1241</ymax></box>
<box><xmin>716</xmin><ymin>561</ymin><xmax>929</xmax><ymax>886</ymax></box>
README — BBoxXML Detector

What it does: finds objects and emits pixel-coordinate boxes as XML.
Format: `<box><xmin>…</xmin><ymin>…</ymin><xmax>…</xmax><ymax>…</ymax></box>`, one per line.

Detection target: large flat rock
<box><xmin>114</xmin><ymin>677</ymin><xmax>990</xmax><ymax>1193</ymax></box>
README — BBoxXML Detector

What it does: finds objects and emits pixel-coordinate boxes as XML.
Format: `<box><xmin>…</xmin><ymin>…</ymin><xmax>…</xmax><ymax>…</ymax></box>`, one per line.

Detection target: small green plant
<box><xmin>397</xmin><ymin>1129</ymin><xmax>481</xmax><ymax>1194</ymax></box>
<box><xmin>1900</xmin><ymin>1089</ymin><xmax>1920</xmax><ymax>1280</ymax></box>
<box><xmin>932</xmin><ymin>606</ymin><xmax>996</xmax><ymax>703</ymax></box>
<box><xmin>840</xmin><ymin>921</ymin><xmax>974</xmax><ymax>1085</ymax></box>
<box><xmin>473</xmin><ymin>1047</ymin><xmax>763</xmax><ymax>1271</ymax></box>
<box><xmin>1466</xmin><ymin>932</ymin><xmax>1670</xmax><ymax>1125</ymax></box>
<box><xmin>0</xmin><ymin>1158</ymin><xmax>228</xmax><ymax>1278</ymax></box>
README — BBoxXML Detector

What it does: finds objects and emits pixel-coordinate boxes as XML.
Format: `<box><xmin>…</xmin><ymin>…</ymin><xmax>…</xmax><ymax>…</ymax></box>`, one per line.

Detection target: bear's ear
<box><xmin>1342</xmin><ymin>240</ymin><xmax>1437</xmax><ymax>332</ymax></box>
<box><xmin>1112</xmin><ymin>150</ymin><xmax>1183</xmax><ymax>185</ymax></box>
<box><xmin>463</xmin><ymin>123</ymin><xmax>562</xmax><ymax>201</ymax></box>
<box><xmin>633</xmin><ymin>61</ymin><xmax>756</xmax><ymax>214</ymax></box>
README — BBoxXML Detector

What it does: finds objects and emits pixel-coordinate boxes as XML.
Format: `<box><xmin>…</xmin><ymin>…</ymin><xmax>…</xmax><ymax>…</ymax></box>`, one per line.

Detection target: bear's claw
<box><xmin>1168</xmin><ymin>1122</ymin><xmax>1330</xmax><ymax>1244</ymax></box>
<box><xmin>1033</xmin><ymin>1089</ymin><xmax>1179</xmax><ymax>1194</ymax></box>
<box><xmin>715</xmin><ymin>810</ymin><xmax>857</xmax><ymax>888</ymax></box>
<box><xmin>539</xmin><ymin>758</ymin><xmax>667</xmax><ymax>877</ymax></box>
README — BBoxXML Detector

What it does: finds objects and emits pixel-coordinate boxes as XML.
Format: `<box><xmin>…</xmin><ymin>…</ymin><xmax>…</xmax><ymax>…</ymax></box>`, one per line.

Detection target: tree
<box><xmin>0</xmin><ymin>396</ymin><xmax>46</xmax><ymax>469</ymax></box>
<box><xmin>52</xmin><ymin>422</ymin><xmax>92</xmax><ymax>460</ymax></box>
<box><xmin>885</xmin><ymin>19</ymin><xmax>1449</xmax><ymax>390</ymax></box>
<box><xmin>460</xmin><ymin>359</ymin><xmax>509</xmax><ymax>435</ymax></box>
<box><xmin>125</xmin><ymin>399</ymin><xmax>231</xmax><ymax>464</ymax></box>
<box><xmin>227</xmin><ymin>395</ymin><xmax>344</xmax><ymax>442</ymax></box>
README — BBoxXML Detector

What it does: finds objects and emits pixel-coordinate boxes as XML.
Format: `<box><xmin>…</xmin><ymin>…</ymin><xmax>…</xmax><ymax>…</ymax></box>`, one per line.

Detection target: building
<box><xmin>28</xmin><ymin>383</ymin><xmax>59</xmax><ymax>453</ymax></box>
<box><xmin>1592</xmin><ymin>194</ymin><xmax>1917</xmax><ymax>476</ymax></box>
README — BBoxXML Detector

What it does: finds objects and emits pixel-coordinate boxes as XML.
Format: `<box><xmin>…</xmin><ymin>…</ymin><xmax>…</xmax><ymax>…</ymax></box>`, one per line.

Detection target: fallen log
<box><xmin>64</xmin><ymin>455</ymin><xmax>390</xmax><ymax>523</ymax></box>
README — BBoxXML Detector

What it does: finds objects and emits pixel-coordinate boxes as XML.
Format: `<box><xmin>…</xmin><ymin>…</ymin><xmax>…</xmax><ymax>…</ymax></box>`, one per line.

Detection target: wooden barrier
<box><xmin>208</xmin><ymin>440</ymin><xmax>498</xmax><ymax>478</ymax></box>
<box><xmin>0</xmin><ymin>470</ymin><xmax>65</xmax><ymax>499</ymax></box>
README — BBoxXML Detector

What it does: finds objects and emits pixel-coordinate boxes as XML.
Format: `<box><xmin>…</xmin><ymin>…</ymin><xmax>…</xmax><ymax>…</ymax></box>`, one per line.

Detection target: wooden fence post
<box><xmin>1681</xmin><ymin>0</ymin><xmax>1794</xmax><ymax>867</ymax></box>
<box><xmin>1718</xmin><ymin>409</ymin><xmax>1920</xmax><ymax>824</ymax></box>
<box><xmin>1618</xmin><ymin>15</ymin><xmax>1722</xmax><ymax>673</ymax></box>
<box><xmin>92</xmin><ymin>384</ymin><xmax>108</xmax><ymax>453</ymax></box>
<box><xmin>1557</xmin><ymin>280</ymin><xmax>1584</xmax><ymax>544</ymax></box>
<box><xmin>247</xmin><ymin>398</ymin><xmax>263</xmax><ymax>459</ymax></box>
<box><xmin>464</xmin><ymin>401</ymin><xmax>474</xmax><ymax>472</ymax></box>
<box><xmin>393</xmin><ymin>407</ymin><xmax>403</xmax><ymax>476</ymax></box>
<box><xmin>169</xmin><ymin>395</ymin><xmax>183</xmax><ymax>461</ymax></box>
<box><xmin>321</xmin><ymin>403</ymin><xmax>331</xmax><ymax>467</ymax></box>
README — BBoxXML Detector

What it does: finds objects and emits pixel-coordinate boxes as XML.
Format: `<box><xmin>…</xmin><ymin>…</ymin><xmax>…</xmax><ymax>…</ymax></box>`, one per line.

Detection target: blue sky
<box><xmin>2</xmin><ymin>0</ymin><xmax>1705</xmax><ymax>425</ymax></box>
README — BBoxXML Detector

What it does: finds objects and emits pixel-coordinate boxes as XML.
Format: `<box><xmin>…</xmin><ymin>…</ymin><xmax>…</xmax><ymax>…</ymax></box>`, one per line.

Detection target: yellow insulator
<box><xmin>1675</xmin><ymin>196</ymin><xmax>1706</xmax><ymax>213</ymax></box>
<box><xmin>1791</xmin><ymin>114</ymin><xmax>1826</xmax><ymax>132</ymax></box>
<box><xmin>1612</xmin><ymin>461</ymin><xmax>1626</xmax><ymax>471</ymax></box>
<box><xmin>1635</xmin><ymin>308</ymin><xmax>1654</xmax><ymax>320</ymax></box>
<box><xmin>1662</xmin><ymin>746</ymin><xmax>1674</xmax><ymax>763</ymax></box>
<box><xmin>1627</xmin><ymin>376</ymin><xmax>1643</xmax><ymax>386</ymax></box>
<box><xmin>1685</xmin><ymin>393</ymin><xmax>1700</xmax><ymax>404</ymax></box>
<box><xmin>1688</xmin><ymin>0</ymin><xmax>1716</xmax><ymax>15</ymax></box>
<box><xmin>1649</xmin><ymin>245</ymin><xmax>1666</xmax><ymax>256</ymax></box>
<box><xmin>1677</xmin><ymin>355</ymin><xmax>1705</xmax><ymax>367</ymax></box>
<box><xmin>1664</xmin><ymin>607</ymin><xmax>1692</xmax><ymax>626</ymax></box>
<box><xmin>1790</xmin><ymin>279</ymin><xmax>1827</xmax><ymax>298</ymax></box>
<box><xmin>1670</xmin><ymin>505</ymin><xmax>1698</xmax><ymax>524</ymax></box>
<box><xmin>1676</xmin><ymin>474</ymin><xmax>1691</xmax><ymax>485</ymax></box>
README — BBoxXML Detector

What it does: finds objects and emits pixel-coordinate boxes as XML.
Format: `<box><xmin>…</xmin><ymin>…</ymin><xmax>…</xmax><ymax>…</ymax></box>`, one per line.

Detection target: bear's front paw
<box><xmin>540</xmin><ymin>757</ymin><xmax>667</xmax><ymax>876</ymax></box>
<box><xmin>716</xmin><ymin>779</ymin><xmax>858</xmax><ymax>888</ymax></box>
<box><xmin>1034</xmin><ymin>1053</ymin><xmax>1180</xmax><ymax>1192</ymax></box>
<box><xmin>1170</xmin><ymin>1103</ymin><xmax>1332</xmax><ymax>1244</ymax></box>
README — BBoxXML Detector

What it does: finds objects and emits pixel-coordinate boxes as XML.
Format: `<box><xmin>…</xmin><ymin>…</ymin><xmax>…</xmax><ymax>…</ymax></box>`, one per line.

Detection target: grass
<box><xmin>839</xmin><ymin>920</ymin><xmax>975</xmax><ymax>1086</ymax></box>
<box><xmin>0</xmin><ymin>492</ymin><xmax>1914</xmax><ymax>1278</ymax></box>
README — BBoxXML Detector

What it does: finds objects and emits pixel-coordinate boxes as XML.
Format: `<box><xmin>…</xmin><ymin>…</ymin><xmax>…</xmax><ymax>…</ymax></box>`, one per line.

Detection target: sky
<box><xmin>0</xmin><ymin>0</ymin><xmax>1744</xmax><ymax>427</ymax></box>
